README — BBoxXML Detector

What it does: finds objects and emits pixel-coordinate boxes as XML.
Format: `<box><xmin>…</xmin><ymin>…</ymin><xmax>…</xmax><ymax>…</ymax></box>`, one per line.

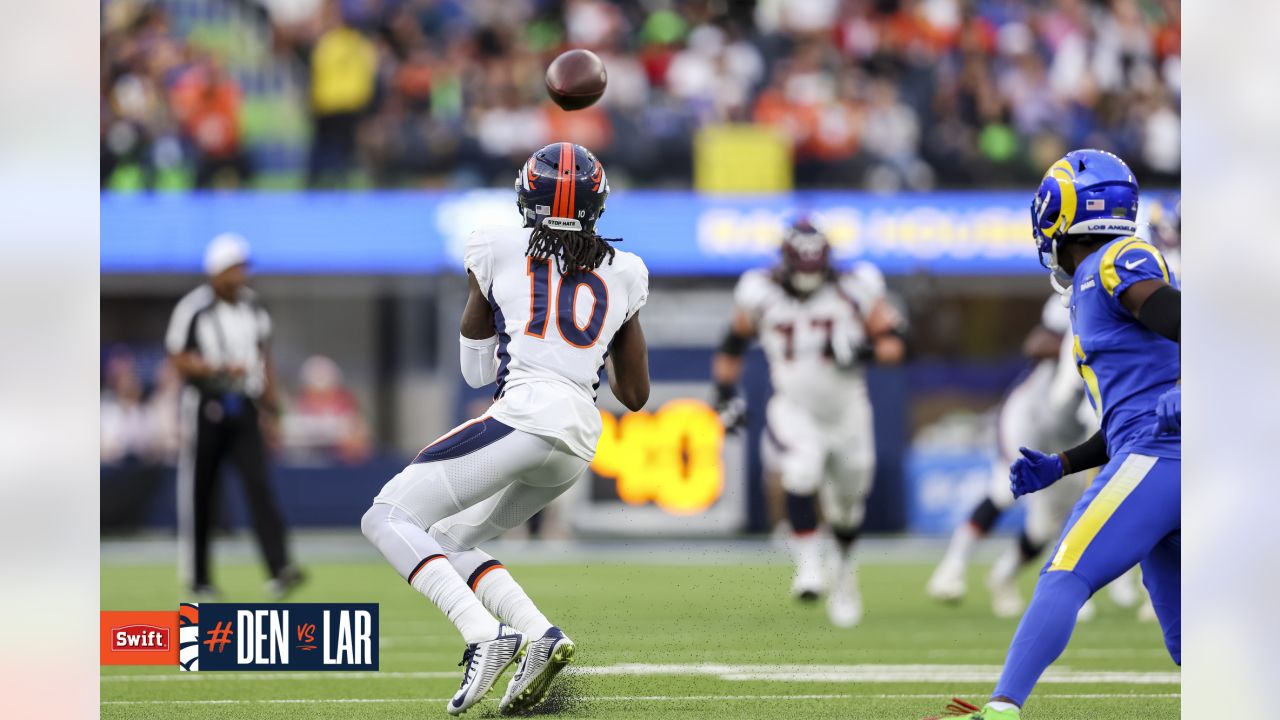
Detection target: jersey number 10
<box><xmin>524</xmin><ymin>258</ymin><xmax>609</xmax><ymax>348</ymax></box>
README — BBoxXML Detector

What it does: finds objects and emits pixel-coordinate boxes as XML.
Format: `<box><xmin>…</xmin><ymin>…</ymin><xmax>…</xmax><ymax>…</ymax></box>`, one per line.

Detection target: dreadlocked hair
<box><xmin>526</xmin><ymin>225</ymin><xmax>620</xmax><ymax>275</ymax></box>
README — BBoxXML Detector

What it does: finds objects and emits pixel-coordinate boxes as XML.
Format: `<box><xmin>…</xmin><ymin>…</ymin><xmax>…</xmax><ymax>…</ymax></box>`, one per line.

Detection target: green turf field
<box><xmin>101</xmin><ymin>552</ymin><xmax>1178</xmax><ymax>719</ymax></box>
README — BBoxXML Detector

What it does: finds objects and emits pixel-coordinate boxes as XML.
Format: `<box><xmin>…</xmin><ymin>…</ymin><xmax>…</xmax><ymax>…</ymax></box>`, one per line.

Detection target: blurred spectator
<box><xmin>101</xmin><ymin>350</ymin><xmax>162</xmax><ymax>464</ymax></box>
<box><xmin>101</xmin><ymin>0</ymin><xmax>1180</xmax><ymax>189</ymax></box>
<box><xmin>101</xmin><ymin>348</ymin><xmax>168</xmax><ymax>533</ymax></box>
<box><xmin>170</xmin><ymin>57</ymin><xmax>253</xmax><ymax>188</ymax></box>
<box><xmin>302</xmin><ymin>1</ymin><xmax>379</xmax><ymax>187</ymax></box>
<box><xmin>283</xmin><ymin>355</ymin><xmax>372</xmax><ymax>464</ymax></box>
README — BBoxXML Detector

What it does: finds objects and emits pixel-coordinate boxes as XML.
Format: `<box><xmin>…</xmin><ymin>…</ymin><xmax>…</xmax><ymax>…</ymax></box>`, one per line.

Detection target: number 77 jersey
<box><xmin>464</xmin><ymin>226</ymin><xmax>649</xmax><ymax>460</ymax></box>
<box><xmin>734</xmin><ymin>264</ymin><xmax>887</xmax><ymax>421</ymax></box>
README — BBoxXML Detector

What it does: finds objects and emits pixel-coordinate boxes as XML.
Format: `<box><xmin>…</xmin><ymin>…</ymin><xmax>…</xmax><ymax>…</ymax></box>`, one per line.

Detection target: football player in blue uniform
<box><xmin>930</xmin><ymin>149</ymin><xmax>1181</xmax><ymax>720</ymax></box>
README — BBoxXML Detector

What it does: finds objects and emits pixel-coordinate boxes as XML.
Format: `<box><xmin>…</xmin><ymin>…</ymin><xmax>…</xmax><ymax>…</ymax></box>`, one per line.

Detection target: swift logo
<box><xmin>101</xmin><ymin>611</ymin><xmax>180</xmax><ymax>665</ymax></box>
<box><xmin>111</xmin><ymin>624</ymin><xmax>170</xmax><ymax>652</ymax></box>
<box><xmin>1124</xmin><ymin>257</ymin><xmax>1148</xmax><ymax>270</ymax></box>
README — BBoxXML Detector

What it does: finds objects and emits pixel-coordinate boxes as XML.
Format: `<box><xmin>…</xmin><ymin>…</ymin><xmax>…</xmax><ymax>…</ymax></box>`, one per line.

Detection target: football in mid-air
<box><xmin>545</xmin><ymin>49</ymin><xmax>607</xmax><ymax>110</ymax></box>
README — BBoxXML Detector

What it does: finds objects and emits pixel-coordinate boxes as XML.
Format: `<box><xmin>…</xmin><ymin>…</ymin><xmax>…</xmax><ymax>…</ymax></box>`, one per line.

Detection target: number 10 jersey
<box><xmin>465</xmin><ymin>225</ymin><xmax>649</xmax><ymax>461</ymax></box>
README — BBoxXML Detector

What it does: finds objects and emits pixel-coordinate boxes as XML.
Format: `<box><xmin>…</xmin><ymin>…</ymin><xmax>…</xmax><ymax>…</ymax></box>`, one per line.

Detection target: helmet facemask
<box><xmin>780</xmin><ymin>222</ymin><xmax>832</xmax><ymax>295</ymax></box>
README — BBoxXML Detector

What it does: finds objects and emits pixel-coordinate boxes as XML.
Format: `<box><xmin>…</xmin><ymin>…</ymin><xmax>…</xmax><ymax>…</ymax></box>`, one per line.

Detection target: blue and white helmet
<box><xmin>1031</xmin><ymin>149</ymin><xmax>1140</xmax><ymax>292</ymax></box>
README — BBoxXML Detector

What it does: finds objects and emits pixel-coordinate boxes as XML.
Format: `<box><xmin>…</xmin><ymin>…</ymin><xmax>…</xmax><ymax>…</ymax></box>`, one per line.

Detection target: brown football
<box><xmin>545</xmin><ymin>49</ymin><xmax>607</xmax><ymax>111</ymax></box>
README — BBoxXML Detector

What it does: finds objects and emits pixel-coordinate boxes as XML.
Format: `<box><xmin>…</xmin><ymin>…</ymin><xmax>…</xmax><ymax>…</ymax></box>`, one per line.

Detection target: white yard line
<box><xmin>102</xmin><ymin>693</ymin><xmax>1181</xmax><ymax>706</ymax></box>
<box><xmin>103</xmin><ymin>663</ymin><xmax>1180</xmax><ymax>685</ymax></box>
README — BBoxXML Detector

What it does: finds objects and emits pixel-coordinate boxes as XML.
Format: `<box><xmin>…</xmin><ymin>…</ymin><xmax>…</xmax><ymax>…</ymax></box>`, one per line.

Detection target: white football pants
<box><xmin>362</xmin><ymin>418</ymin><xmax>588</xmax><ymax>581</ymax></box>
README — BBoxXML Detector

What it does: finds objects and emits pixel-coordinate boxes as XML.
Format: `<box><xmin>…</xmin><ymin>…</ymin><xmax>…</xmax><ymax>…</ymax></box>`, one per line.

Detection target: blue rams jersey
<box><xmin>1069</xmin><ymin>236</ymin><xmax>1180</xmax><ymax>458</ymax></box>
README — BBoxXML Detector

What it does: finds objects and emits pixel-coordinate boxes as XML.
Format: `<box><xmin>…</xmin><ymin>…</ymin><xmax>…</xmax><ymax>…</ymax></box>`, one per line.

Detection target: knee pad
<box><xmin>360</xmin><ymin>503</ymin><xmax>390</xmax><ymax>542</ymax></box>
<box><xmin>784</xmin><ymin>492</ymin><xmax>819</xmax><ymax>534</ymax></box>
<box><xmin>832</xmin><ymin>524</ymin><xmax>861</xmax><ymax>549</ymax></box>
<box><xmin>1018</xmin><ymin>530</ymin><xmax>1046</xmax><ymax>562</ymax></box>
<box><xmin>969</xmin><ymin>497</ymin><xmax>1003</xmax><ymax>534</ymax></box>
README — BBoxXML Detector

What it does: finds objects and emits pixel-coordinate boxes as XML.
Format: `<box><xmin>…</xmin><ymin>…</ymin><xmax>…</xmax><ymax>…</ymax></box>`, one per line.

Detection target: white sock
<box><xmin>988</xmin><ymin>701</ymin><xmax>1019</xmax><ymax>712</ymax></box>
<box><xmin>474</xmin><ymin>567</ymin><xmax>554</xmax><ymax>638</ymax></box>
<box><xmin>940</xmin><ymin>523</ymin><xmax>979</xmax><ymax>570</ymax></box>
<box><xmin>791</xmin><ymin>531</ymin><xmax>821</xmax><ymax>566</ymax></box>
<box><xmin>410</xmin><ymin>557</ymin><xmax>500</xmax><ymax>644</ymax></box>
<box><xmin>790</xmin><ymin>532</ymin><xmax>826</xmax><ymax>589</ymax></box>
<box><xmin>989</xmin><ymin>543</ymin><xmax>1021</xmax><ymax>586</ymax></box>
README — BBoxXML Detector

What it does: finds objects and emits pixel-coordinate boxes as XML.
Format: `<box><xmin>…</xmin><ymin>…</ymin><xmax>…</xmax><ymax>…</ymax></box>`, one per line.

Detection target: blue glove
<box><xmin>1154</xmin><ymin>386</ymin><xmax>1180</xmax><ymax>435</ymax></box>
<box><xmin>1009</xmin><ymin>447</ymin><xmax>1064</xmax><ymax>498</ymax></box>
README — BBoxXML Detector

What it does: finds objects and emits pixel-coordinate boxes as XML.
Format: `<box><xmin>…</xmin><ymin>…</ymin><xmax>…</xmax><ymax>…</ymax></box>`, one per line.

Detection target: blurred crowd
<box><xmin>101</xmin><ymin>0</ymin><xmax>1179</xmax><ymax>190</ymax></box>
<box><xmin>101</xmin><ymin>348</ymin><xmax>371</xmax><ymax>467</ymax></box>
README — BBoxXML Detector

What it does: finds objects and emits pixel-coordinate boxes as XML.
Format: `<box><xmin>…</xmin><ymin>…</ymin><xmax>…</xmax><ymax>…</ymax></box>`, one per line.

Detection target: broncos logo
<box><xmin>525</xmin><ymin>157</ymin><xmax>539</xmax><ymax>190</ymax></box>
<box><xmin>590</xmin><ymin>162</ymin><xmax>604</xmax><ymax>192</ymax></box>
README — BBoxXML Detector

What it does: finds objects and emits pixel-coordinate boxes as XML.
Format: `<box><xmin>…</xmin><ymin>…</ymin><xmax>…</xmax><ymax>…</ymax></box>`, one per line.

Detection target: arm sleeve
<box><xmin>1136</xmin><ymin>285</ymin><xmax>1180</xmax><ymax>343</ymax></box>
<box><xmin>1060</xmin><ymin>429</ymin><xmax>1109</xmax><ymax>475</ymax></box>
<box><xmin>463</xmin><ymin>230</ymin><xmax>494</xmax><ymax>297</ymax></box>
<box><xmin>459</xmin><ymin>334</ymin><xmax>499</xmax><ymax>388</ymax></box>
<box><xmin>1099</xmin><ymin>239</ymin><xmax>1172</xmax><ymax>298</ymax></box>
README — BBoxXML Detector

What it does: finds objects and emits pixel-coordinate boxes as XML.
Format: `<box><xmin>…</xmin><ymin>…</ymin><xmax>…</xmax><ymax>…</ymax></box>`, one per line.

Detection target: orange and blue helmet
<box><xmin>1031</xmin><ymin>149</ymin><xmax>1140</xmax><ymax>275</ymax></box>
<box><xmin>515</xmin><ymin>142</ymin><xmax>609</xmax><ymax>233</ymax></box>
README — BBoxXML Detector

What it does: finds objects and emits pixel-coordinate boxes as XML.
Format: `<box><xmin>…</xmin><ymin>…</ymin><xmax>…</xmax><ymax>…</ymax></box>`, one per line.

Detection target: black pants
<box><xmin>307</xmin><ymin>111</ymin><xmax>361</xmax><ymax>188</ymax></box>
<box><xmin>181</xmin><ymin>393</ymin><xmax>290</xmax><ymax>587</ymax></box>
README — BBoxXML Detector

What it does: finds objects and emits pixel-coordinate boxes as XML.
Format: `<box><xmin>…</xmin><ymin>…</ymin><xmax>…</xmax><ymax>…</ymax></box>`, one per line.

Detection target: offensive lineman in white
<box><xmin>927</xmin><ymin>297</ymin><xmax>1079</xmax><ymax>611</ymax></box>
<box><xmin>927</xmin><ymin>297</ymin><xmax>1140</xmax><ymax>618</ymax></box>
<box><xmin>713</xmin><ymin>219</ymin><xmax>906</xmax><ymax>627</ymax></box>
<box><xmin>361</xmin><ymin>143</ymin><xmax>650</xmax><ymax>715</ymax></box>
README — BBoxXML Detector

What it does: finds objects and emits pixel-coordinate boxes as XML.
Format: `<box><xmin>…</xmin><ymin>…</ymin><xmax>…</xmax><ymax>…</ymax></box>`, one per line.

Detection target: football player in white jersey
<box><xmin>927</xmin><ymin>298</ymin><xmax>1139</xmax><ymax>618</ymax></box>
<box><xmin>361</xmin><ymin>143</ymin><xmax>650</xmax><ymax>716</ymax></box>
<box><xmin>712</xmin><ymin>219</ymin><xmax>906</xmax><ymax>627</ymax></box>
<box><xmin>927</xmin><ymin>297</ymin><xmax>1075</xmax><ymax>609</ymax></box>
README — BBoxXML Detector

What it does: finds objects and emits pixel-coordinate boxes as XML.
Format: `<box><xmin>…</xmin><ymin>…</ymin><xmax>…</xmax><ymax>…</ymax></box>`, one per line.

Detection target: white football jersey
<box><xmin>465</xmin><ymin>226</ymin><xmax>649</xmax><ymax>460</ymax></box>
<box><xmin>735</xmin><ymin>264</ymin><xmax>887</xmax><ymax>421</ymax></box>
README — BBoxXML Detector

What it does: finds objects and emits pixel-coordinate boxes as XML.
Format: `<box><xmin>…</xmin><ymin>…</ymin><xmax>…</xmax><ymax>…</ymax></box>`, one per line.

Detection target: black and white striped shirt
<box><xmin>165</xmin><ymin>285</ymin><xmax>272</xmax><ymax>399</ymax></box>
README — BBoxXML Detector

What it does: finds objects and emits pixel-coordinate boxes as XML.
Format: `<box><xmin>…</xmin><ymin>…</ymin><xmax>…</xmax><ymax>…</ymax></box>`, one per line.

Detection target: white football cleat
<box><xmin>826</xmin><ymin>561</ymin><xmax>863</xmax><ymax>628</ymax></box>
<box><xmin>926</xmin><ymin>561</ymin><xmax>967</xmax><ymax>604</ymax></box>
<box><xmin>499</xmin><ymin>626</ymin><xmax>575</xmax><ymax>714</ymax></box>
<box><xmin>447</xmin><ymin>624</ymin><xmax>523</xmax><ymax>716</ymax></box>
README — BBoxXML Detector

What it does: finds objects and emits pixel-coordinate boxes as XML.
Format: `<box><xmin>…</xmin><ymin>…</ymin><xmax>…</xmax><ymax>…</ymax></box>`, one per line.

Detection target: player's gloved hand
<box><xmin>714</xmin><ymin>383</ymin><xmax>747</xmax><ymax>434</ymax></box>
<box><xmin>829</xmin><ymin>340</ymin><xmax>876</xmax><ymax>370</ymax></box>
<box><xmin>1154</xmin><ymin>385</ymin><xmax>1180</xmax><ymax>435</ymax></box>
<box><xmin>1009</xmin><ymin>447</ymin><xmax>1064</xmax><ymax>498</ymax></box>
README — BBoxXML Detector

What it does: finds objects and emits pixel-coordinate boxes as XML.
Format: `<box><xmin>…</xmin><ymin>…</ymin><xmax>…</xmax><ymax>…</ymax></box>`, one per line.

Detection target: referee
<box><xmin>166</xmin><ymin>233</ymin><xmax>303</xmax><ymax>598</ymax></box>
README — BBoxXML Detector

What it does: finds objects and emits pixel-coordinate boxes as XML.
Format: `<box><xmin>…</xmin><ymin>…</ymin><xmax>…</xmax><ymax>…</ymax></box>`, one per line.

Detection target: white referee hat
<box><xmin>204</xmin><ymin>233</ymin><xmax>251</xmax><ymax>276</ymax></box>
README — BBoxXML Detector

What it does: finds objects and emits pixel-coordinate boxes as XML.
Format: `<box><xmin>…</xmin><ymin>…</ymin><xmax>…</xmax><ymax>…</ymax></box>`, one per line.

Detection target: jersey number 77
<box><xmin>524</xmin><ymin>258</ymin><xmax>610</xmax><ymax>348</ymax></box>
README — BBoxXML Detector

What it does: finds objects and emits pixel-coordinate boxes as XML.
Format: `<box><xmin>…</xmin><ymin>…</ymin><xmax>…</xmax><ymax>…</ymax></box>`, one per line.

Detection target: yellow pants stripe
<box><xmin>1049</xmin><ymin>454</ymin><xmax>1158</xmax><ymax>572</ymax></box>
